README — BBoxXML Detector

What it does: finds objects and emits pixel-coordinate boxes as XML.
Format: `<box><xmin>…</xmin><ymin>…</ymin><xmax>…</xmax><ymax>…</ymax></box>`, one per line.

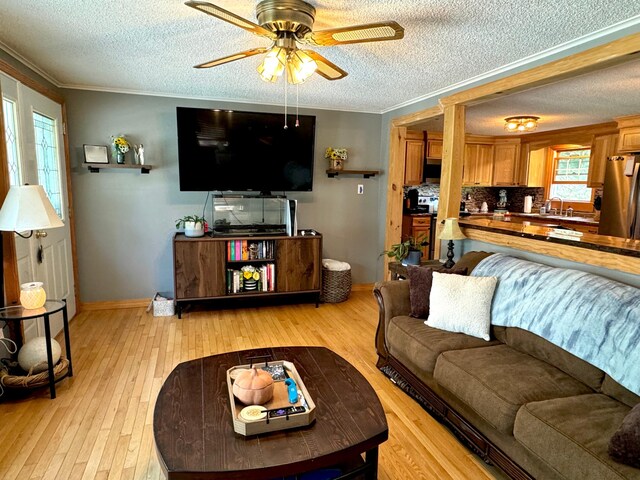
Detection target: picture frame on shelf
<box><xmin>83</xmin><ymin>144</ymin><xmax>109</xmax><ymax>164</ymax></box>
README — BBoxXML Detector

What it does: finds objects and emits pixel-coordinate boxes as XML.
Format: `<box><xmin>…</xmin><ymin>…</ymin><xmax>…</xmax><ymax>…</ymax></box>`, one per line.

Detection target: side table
<box><xmin>388</xmin><ymin>260</ymin><xmax>443</xmax><ymax>280</ymax></box>
<box><xmin>0</xmin><ymin>300</ymin><xmax>73</xmax><ymax>399</ymax></box>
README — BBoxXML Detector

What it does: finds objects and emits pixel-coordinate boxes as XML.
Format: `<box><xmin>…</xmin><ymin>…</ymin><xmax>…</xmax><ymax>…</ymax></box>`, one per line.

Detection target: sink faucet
<box><xmin>549</xmin><ymin>196</ymin><xmax>563</xmax><ymax>216</ymax></box>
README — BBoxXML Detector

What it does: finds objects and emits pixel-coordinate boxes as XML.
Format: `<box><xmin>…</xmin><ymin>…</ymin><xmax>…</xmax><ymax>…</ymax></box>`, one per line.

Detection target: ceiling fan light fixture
<box><xmin>257</xmin><ymin>46</ymin><xmax>288</xmax><ymax>82</ymax></box>
<box><xmin>504</xmin><ymin>116</ymin><xmax>539</xmax><ymax>133</ymax></box>
<box><xmin>287</xmin><ymin>49</ymin><xmax>317</xmax><ymax>84</ymax></box>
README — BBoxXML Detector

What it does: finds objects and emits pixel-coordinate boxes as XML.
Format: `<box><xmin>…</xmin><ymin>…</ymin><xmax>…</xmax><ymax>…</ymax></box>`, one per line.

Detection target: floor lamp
<box><xmin>438</xmin><ymin>218</ymin><xmax>467</xmax><ymax>269</ymax></box>
<box><xmin>0</xmin><ymin>185</ymin><xmax>64</xmax><ymax>309</ymax></box>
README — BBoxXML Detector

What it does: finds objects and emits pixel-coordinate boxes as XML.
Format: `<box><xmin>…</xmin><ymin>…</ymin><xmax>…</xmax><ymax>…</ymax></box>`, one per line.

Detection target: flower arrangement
<box><xmin>111</xmin><ymin>134</ymin><xmax>130</xmax><ymax>164</ymax></box>
<box><xmin>241</xmin><ymin>265</ymin><xmax>260</xmax><ymax>282</ymax></box>
<box><xmin>325</xmin><ymin>147</ymin><xmax>348</xmax><ymax>170</ymax></box>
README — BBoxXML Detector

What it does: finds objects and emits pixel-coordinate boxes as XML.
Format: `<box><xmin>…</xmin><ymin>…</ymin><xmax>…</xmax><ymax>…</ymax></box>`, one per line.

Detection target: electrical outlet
<box><xmin>357</xmin><ymin>184</ymin><xmax>364</xmax><ymax>195</ymax></box>
<box><xmin>0</xmin><ymin>328</ymin><xmax>4</xmax><ymax>339</ymax></box>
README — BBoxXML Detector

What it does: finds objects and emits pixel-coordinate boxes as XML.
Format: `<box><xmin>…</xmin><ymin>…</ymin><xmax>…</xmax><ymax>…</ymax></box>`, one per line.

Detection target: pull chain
<box><xmin>284</xmin><ymin>66</ymin><xmax>288</xmax><ymax>129</ymax></box>
<box><xmin>295</xmin><ymin>84</ymin><xmax>300</xmax><ymax>127</ymax></box>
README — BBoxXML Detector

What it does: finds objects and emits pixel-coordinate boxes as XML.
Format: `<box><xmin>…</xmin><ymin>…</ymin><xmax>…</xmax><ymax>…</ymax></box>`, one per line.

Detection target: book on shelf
<box><xmin>227</xmin><ymin>240</ymin><xmax>275</xmax><ymax>261</ymax></box>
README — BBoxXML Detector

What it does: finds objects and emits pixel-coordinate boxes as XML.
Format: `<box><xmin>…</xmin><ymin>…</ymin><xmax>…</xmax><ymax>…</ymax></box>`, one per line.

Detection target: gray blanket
<box><xmin>472</xmin><ymin>253</ymin><xmax>640</xmax><ymax>395</ymax></box>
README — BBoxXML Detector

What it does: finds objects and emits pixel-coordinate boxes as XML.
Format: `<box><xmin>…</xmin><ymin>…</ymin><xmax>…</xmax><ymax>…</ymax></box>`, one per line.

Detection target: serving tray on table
<box><xmin>226</xmin><ymin>359</ymin><xmax>316</xmax><ymax>436</ymax></box>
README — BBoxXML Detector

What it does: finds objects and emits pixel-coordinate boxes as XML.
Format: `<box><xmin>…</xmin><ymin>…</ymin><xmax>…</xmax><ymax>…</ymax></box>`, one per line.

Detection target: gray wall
<box><xmin>63</xmin><ymin>90</ymin><xmax>382</xmax><ymax>302</ymax></box>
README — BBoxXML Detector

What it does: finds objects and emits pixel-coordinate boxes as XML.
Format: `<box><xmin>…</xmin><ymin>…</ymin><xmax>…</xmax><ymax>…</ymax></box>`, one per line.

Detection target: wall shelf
<box><xmin>86</xmin><ymin>164</ymin><xmax>152</xmax><ymax>174</ymax></box>
<box><xmin>326</xmin><ymin>169</ymin><xmax>380</xmax><ymax>178</ymax></box>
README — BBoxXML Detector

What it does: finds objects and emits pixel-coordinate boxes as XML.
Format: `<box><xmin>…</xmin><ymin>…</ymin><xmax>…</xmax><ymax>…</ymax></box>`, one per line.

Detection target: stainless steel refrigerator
<box><xmin>599</xmin><ymin>155</ymin><xmax>640</xmax><ymax>238</ymax></box>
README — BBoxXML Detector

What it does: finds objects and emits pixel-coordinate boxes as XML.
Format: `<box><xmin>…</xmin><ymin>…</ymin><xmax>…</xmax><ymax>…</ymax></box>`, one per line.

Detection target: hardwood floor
<box><xmin>0</xmin><ymin>290</ymin><xmax>499</xmax><ymax>480</ymax></box>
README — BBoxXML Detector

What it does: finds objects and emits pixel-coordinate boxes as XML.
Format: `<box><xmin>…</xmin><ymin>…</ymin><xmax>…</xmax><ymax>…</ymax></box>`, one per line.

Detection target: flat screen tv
<box><xmin>177</xmin><ymin>107</ymin><xmax>316</xmax><ymax>192</ymax></box>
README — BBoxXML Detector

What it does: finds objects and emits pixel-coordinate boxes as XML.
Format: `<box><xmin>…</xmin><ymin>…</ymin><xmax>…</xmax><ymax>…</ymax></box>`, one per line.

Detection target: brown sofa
<box><xmin>374</xmin><ymin>251</ymin><xmax>640</xmax><ymax>480</ymax></box>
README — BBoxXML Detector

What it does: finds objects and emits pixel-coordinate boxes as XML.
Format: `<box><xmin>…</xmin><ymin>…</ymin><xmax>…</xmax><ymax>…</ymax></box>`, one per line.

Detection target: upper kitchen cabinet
<box><xmin>404</xmin><ymin>131</ymin><xmax>425</xmax><ymax>185</ymax></box>
<box><xmin>426</xmin><ymin>133</ymin><xmax>443</xmax><ymax>159</ymax></box>
<box><xmin>518</xmin><ymin>145</ymin><xmax>547</xmax><ymax>187</ymax></box>
<box><xmin>463</xmin><ymin>143</ymin><xmax>494</xmax><ymax>186</ymax></box>
<box><xmin>492</xmin><ymin>140</ymin><xmax>521</xmax><ymax>186</ymax></box>
<box><xmin>616</xmin><ymin>115</ymin><xmax>640</xmax><ymax>153</ymax></box>
<box><xmin>588</xmin><ymin>133</ymin><xmax>619</xmax><ymax>187</ymax></box>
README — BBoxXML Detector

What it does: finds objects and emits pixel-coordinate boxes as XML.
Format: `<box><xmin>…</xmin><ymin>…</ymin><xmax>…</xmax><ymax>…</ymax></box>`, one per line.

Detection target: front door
<box><xmin>1</xmin><ymin>74</ymin><xmax>76</xmax><ymax>341</ymax></box>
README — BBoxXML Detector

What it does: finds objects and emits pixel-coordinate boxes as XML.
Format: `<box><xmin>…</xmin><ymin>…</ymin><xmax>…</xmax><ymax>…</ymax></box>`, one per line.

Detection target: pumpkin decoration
<box><xmin>232</xmin><ymin>367</ymin><xmax>274</xmax><ymax>405</ymax></box>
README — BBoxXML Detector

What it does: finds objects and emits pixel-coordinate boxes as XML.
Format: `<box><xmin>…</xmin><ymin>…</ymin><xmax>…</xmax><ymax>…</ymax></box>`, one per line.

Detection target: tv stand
<box><xmin>173</xmin><ymin>231</ymin><xmax>322</xmax><ymax>317</ymax></box>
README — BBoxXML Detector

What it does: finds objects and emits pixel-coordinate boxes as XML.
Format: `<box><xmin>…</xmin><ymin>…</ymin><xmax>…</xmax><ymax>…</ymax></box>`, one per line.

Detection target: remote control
<box><xmin>267</xmin><ymin>406</ymin><xmax>306</xmax><ymax>418</ymax></box>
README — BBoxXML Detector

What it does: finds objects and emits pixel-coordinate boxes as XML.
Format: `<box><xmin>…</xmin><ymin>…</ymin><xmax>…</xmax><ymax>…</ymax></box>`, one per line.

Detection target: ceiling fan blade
<box><xmin>303</xmin><ymin>50</ymin><xmax>348</xmax><ymax>81</ymax></box>
<box><xmin>194</xmin><ymin>48</ymin><xmax>269</xmax><ymax>69</ymax></box>
<box><xmin>185</xmin><ymin>1</ymin><xmax>276</xmax><ymax>40</ymax></box>
<box><xmin>301</xmin><ymin>21</ymin><xmax>404</xmax><ymax>46</ymax></box>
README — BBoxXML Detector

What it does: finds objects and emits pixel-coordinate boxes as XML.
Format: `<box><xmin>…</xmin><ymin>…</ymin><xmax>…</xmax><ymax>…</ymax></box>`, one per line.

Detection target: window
<box><xmin>2</xmin><ymin>97</ymin><xmax>22</xmax><ymax>186</ymax></box>
<box><xmin>549</xmin><ymin>148</ymin><xmax>592</xmax><ymax>203</ymax></box>
<box><xmin>33</xmin><ymin>111</ymin><xmax>63</xmax><ymax>218</ymax></box>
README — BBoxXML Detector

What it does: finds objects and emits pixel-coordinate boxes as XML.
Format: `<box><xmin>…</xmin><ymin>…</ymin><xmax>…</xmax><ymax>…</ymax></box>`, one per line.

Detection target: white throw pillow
<box><xmin>425</xmin><ymin>272</ymin><xmax>497</xmax><ymax>341</ymax></box>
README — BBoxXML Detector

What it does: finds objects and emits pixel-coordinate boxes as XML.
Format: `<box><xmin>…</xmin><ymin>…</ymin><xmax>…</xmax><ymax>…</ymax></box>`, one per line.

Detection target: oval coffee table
<box><xmin>153</xmin><ymin>346</ymin><xmax>388</xmax><ymax>479</ymax></box>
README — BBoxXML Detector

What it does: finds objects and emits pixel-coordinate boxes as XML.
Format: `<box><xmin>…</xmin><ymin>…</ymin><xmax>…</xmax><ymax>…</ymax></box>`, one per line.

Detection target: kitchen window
<box><xmin>548</xmin><ymin>148</ymin><xmax>592</xmax><ymax>205</ymax></box>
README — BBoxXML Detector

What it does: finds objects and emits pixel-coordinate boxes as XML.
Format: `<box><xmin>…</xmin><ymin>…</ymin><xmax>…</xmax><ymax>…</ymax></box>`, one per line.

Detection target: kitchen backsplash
<box><xmin>405</xmin><ymin>184</ymin><xmax>602</xmax><ymax>214</ymax></box>
<box><xmin>462</xmin><ymin>187</ymin><xmax>544</xmax><ymax>212</ymax></box>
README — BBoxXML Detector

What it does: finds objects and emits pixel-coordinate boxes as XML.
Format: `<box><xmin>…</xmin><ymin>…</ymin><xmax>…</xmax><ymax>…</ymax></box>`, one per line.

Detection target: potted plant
<box><xmin>176</xmin><ymin>215</ymin><xmax>206</xmax><ymax>237</ymax></box>
<box><xmin>381</xmin><ymin>234</ymin><xmax>429</xmax><ymax>266</ymax></box>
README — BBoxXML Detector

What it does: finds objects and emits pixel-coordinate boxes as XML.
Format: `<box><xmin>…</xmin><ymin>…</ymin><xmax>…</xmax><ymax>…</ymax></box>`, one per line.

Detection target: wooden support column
<box><xmin>435</xmin><ymin>104</ymin><xmax>465</xmax><ymax>259</ymax></box>
<box><xmin>383</xmin><ymin>126</ymin><xmax>407</xmax><ymax>278</ymax></box>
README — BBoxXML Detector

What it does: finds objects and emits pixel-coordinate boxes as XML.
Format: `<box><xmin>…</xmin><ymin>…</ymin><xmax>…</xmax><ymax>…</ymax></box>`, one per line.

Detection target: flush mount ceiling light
<box><xmin>185</xmin><ymin>0</ymin><xmax>404</xmax><ymax>85</ymax></box>
<box><xmin>504</xmin><ymin>116</ymin><xmax>540</xmax><ymax>133</ymax></box>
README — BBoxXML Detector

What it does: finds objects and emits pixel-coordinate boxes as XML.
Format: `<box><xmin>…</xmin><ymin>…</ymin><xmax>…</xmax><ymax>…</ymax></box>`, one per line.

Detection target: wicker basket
<box><xmin>321</xmin><ymin>266</ymin><xmax>352</xmax><ymax>303</ymax></box>
<box><xmin>0</xmin><ymin>357</ymin><xmax>69</xmax><ymax>390</ymax></box>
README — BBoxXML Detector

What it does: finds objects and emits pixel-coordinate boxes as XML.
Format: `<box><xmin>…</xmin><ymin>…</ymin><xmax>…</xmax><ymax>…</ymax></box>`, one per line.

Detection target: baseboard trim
<box><xmin>351</xmin><ymin>283</ymin><xmax>374</xmax><ymax>292</ymax></box>
<box><xmin>81</xmin><ymin>286</ymin><xmax>373</xmax><ymax>311</ymax></box>
<box><xmin>80</xmin><ymin>298</ymin><xmax>152</xmax><ymax>311</ymax></box>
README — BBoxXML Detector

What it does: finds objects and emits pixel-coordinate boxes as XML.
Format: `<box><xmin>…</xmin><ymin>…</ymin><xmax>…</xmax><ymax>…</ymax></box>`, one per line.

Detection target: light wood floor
<box><xmin>0</xmin><ymin>290</ymin><xmax>500</xmax><ymax>480</ymax></box>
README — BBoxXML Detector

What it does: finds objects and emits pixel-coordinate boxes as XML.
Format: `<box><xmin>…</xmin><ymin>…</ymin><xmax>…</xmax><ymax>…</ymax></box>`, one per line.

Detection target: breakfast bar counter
<box><xmin>459</xmin><ymin>217</ymin><xmax>640</xmax><ymax>259</ymax></box>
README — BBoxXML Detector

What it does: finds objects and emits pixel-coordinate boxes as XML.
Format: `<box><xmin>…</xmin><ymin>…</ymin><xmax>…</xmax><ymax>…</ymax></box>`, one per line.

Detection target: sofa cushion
<box><xmin>434</xmin><ymin>344</ymin><xmax>593</xmax><ymax>434</ymax></box>
<box><xmin>406</xmin><ymin>264</ymin><xmax>467</xmax><ymax>319</ymax></box>
<box><xmin>603</xmin><ymin>375</ymin><xmax>640</xmax><ymax>408</ymax></box>
<box><xmin>609</xmin><ymin>403</ymin><xmax>640</xmax><ymax>468</ymax></box>
<box><xmin>386</xmin><ymin>316</ymin><xmax>501</xmax><ymax>379</ymax></box>
<box><xmin>506</xmin><ymin>327</ymin><xmax>605</xmax><ymax>391</ymax></box>
<box><xmin>426</xmin><ymin>273</ymin><xmax>497</xmax><ymax>341</ymax></box>
<box><xmin>514</xmin><ymin>394</ymin><xmax>640</xmax><ymax>480</ymax></box>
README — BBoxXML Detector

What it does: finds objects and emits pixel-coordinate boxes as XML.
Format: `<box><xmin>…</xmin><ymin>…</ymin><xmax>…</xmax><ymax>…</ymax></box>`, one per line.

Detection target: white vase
<box><xmin>184</xmin><ymin>221</ymin><xmax>204</xmax><ymax>237</ymax></box>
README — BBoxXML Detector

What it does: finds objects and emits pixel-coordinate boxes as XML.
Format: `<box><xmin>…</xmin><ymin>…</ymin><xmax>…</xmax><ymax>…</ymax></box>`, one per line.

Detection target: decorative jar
<box><xmin>20</xmin><ymin>282</ymin><xmax>46</xmax><ymax>310</ymax></box>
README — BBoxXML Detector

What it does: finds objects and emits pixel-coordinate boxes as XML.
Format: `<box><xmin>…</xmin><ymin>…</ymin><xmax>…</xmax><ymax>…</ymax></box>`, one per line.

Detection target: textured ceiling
<box><xmin>0</xmin><ymin>1</ymin><xmax>639</xmax><ymax>115</ymax></box>
<box><xmin>413</xmin><ymin>57</ymin><xmax>640</xmax><ymax>135</ymax></box>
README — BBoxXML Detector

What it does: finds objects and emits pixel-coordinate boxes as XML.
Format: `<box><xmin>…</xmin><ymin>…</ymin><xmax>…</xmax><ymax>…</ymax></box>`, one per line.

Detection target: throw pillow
<box><xmin>609</xmin><ymin>403</ymin><xmax>640</xmax><ymax>467</ymax></box>
<box><xmin>406</xmin><ymin>265</ymin><xmax>468</xmax><ymax>319</ymax></box>
<box><xmin>425</xmin><ymin>272</ymin><xmax>497</xmax><ymax>341</ymax></box>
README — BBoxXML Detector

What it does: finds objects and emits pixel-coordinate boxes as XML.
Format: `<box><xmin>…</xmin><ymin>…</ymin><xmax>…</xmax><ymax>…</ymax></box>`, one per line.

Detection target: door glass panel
<box><xmin>33</xmin><ymin>111</ymin><xmax>63</xmax><ymax>219</ymax></box>
<box><xmin>2</xmin><ymin>97</ymin><xmax>22</xmax><ymax>186</ymax></box>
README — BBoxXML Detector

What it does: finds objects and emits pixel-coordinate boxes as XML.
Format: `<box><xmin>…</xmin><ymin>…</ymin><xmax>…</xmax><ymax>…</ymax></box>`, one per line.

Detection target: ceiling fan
<box><xmin>185</xmin><ymin>0</ymin><xmax>404</xmax><ymax>84</ymax></box>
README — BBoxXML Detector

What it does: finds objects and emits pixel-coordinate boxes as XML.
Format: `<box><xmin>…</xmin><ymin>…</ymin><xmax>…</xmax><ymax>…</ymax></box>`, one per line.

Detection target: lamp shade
<box><xmin>438</xmin><ymin>218</ymin><xmax>466</xmax><ymax>241</ymax></box>
<box><xmin>0</xmin><ymin>185</ymin><xmax>64</xmax><ymax>232</ymax></box>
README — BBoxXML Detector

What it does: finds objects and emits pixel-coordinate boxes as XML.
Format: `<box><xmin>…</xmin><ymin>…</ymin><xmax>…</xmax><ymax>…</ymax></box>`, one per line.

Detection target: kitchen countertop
<box><xmin>459</xmin><ymin>218</ymin><xmax>640</xmax><ymax>257</ymax></box>
<box><xmin>467</xmin><ymin>212</ymin><xmax>599</xmax><ymax>227</ymax></box>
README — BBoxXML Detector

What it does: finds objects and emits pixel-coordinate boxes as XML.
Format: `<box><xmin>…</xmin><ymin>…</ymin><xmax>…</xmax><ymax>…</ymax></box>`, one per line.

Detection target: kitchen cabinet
<box><xmin>492</xmin><ymin>141</ymin><xmax>521</xmax><ymax>186</ymax></box>
<box><xmin>518</xmin><ymin>144</ymin><xmax>547</xmax><ymax>187</ymax></box>
<box><xmin>404</xmin><ymin>132</ymin><xmax>425</xmax><ymax>185</ymax></box>
<box><xmin>427</xmin><ymin>138</ymin><xmax>443</xmax><ymax>159</ymax></box>
<box><xmin>463</xmin><ymin>143</ymin><xmax>494</xmax><ymax>186</ymax></box>
<box><xmin>617</xmin><ymin>126</ymin><xmax>640</xmax><ymax>153</ymax></box>
<box><xmin>588</xmin><ymin>134</ymin><xmax>618</xmax><ymax>187</ymax></box>
<box><xmin>402</xmin><ymin>215</ymin><xmax>432</xmax><ymax>259</ymax></box>
<box><xmin>615</xmin><ymin>115</ymin><xmax>640</xmax><ymax>153</ymax></box>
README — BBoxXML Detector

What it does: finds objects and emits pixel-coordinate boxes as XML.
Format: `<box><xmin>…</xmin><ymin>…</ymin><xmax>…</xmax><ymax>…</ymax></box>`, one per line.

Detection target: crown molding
<box><xmin>0</xmin><ymin>40</ymin><xmax>62</xmax><ymax>88</ymax></box>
